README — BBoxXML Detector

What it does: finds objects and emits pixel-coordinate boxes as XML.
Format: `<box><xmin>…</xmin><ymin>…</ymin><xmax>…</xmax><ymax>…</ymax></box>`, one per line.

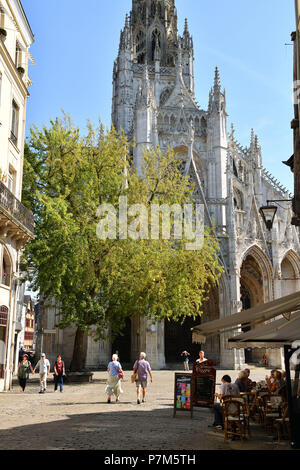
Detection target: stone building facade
<box><xmin>40</xmin><ymin>0</ymin><xmax>300</xmax><ymax>371</ymax></box>
<box><xmin>110</xmin><ymin>0</ymin><xmax>300</xmax><ymax>370</ymax></box>
<box><xmin>0</xmin><ymin>0</ymin><xmax>34</xmax><ymax>391</ymax></box>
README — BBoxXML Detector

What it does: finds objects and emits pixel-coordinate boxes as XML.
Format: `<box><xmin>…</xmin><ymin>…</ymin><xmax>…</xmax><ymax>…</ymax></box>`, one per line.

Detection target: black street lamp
<box><xmin>259</xmin><ymin>199</ymin><xmax>293</xmax><ymax>231</ymax></box>
<box><xmin>259</xmin><ymin>204</ymin><xmax>278</xmax><ymax>231</ymax></box>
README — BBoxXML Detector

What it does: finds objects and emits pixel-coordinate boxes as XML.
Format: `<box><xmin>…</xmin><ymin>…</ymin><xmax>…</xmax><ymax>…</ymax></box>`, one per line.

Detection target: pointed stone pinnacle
<box><xmin>214</xmin><ymin>67</ymin><xmax>221</xmax><ymax>92</ymax></box>
<box><xmin>250</xmin><ymin>128</ymin><xmax>255</xmax><ymax>147</ymax></box>
<box><xmin>184</xmin><ymin>18</ymin><xmax>189</xmax><ymax>35</ymax></box>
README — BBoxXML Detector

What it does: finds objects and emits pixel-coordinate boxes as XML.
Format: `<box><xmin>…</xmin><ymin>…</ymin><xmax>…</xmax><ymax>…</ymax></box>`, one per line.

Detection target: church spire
<box><xmin>208</xmin><ymin>67</ymin><xmax>226</xmax><ymax>115</ymax></box>
<box><xmin>131</xmin><ymin>0</ymin><xmax>178</xmax><ymax>66</ymax></box>
<box><xmin>214</xmin><ymin>67</ymin><xmax>221</xmax><ymax>94</ymax></box>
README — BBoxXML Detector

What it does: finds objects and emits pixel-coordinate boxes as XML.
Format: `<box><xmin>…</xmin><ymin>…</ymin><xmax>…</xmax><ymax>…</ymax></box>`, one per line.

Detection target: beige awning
<box><xmin>227</xmin><ymin>310</ymin><xmax>300</xmax><ymax>349</ymax></box>
<box><xmin>192</xmin><ymin>291</ymin><xmax>300</xmax><ymax>344</ymax></box>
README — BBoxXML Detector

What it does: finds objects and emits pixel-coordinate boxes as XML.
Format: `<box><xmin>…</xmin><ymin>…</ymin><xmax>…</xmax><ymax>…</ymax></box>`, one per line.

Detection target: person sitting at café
<box><xmin>235</xmin><ymin>370</ymin><xmax>248</xmax><ymax>393</ymax></box>
<box><xmin>266</xmin><ymin>370</ymin><xmax>286</xmax><ymax>397</ymax></box>
<box><xmin>267</xmin><ymin>370</ymin><xmax>277</xmax><ymax>385</ymax></box>
<box><xmin>212</xmin><ymin>375</ymin><xmax>240</xmax><ymax>430</ymax></box>
<box><xmin>244</xmin><ymin>368</ymin><xmax>256</xmax><ymax>391</ymax></box>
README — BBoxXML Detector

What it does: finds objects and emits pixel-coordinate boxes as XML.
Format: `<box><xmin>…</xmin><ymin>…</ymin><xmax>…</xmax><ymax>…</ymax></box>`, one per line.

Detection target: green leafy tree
<box><xmin>22</xmin><ymin>115</ymin><xmax>223</xmax><ymax>371</ymax></box>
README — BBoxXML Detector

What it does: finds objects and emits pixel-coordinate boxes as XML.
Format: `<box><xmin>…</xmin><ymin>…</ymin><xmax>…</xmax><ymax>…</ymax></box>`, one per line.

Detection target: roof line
<box><xmin>17</xmin><ymin>0</ymin><xmax>34</xmax><ymax>40</ymax></box>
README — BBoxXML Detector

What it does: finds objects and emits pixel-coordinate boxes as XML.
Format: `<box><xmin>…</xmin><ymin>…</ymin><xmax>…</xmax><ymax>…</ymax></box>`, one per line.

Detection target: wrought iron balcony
<box><xmin>0</xmin><ymin>181</ymin><xmax>34</xmax><ymax>245</ymax></box>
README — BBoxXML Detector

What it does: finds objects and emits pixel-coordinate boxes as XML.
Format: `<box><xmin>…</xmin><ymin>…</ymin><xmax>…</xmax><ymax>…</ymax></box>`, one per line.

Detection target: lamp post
<box><xmin>259</xmin><ymin>200</ymin><xmax>293</xmax><ymax>231</ymax></box>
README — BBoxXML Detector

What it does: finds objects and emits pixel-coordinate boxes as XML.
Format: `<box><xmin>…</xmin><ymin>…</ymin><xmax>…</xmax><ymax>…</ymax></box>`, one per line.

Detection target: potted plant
<box><xmin>17</xmin><ymin>66</ymin><xmax>25</xmax><ymax>76</ymax></box>
<box><xmin>0</xmin><ymin>28</ymin><xmax>7</xmax><ymax>40</ymax></box>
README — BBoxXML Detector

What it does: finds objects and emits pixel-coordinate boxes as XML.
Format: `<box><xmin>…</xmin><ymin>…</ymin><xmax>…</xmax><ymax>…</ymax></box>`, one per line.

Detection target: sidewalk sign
<box><xmin>173</xmin><ymin>373</ymin><xmax>193</xmax><ymax>418</ymax></box>
<box><xmin>192</xmin><ymin>361</ymin><xmax>216</xmax><ymax>408</ymax></box>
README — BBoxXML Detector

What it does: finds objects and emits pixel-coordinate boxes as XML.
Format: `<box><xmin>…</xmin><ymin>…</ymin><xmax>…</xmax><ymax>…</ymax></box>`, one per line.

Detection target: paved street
<box><xmin>0</xmin><ymin>369</ymin><xmax>291</xmax><ymax>450</ymax></box>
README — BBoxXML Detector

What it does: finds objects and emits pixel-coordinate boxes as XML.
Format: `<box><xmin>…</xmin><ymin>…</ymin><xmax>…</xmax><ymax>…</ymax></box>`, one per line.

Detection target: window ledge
<box><xmin>8</xmin><ymin>138</ymin><xmax>20</xmax><ymax>153</ymax></box>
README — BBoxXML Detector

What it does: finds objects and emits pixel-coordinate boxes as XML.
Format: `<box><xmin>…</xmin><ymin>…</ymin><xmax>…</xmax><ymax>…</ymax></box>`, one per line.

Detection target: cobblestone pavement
<box><xmin>0</xmin><ymin>369</ymin><xmax>291</xmax><ymax>450</ymax></box>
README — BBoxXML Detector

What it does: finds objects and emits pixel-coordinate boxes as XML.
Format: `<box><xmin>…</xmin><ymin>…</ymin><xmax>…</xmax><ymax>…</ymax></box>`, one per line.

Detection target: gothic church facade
<box><xmin>109</xmin><ymin>0</ymin><xmax>300</xmax><ymax>369</ymax></box>
<box><xmin>38</xmin><ymin>0</ymin><xmax>300</xmax><ymax>371</ymax></box>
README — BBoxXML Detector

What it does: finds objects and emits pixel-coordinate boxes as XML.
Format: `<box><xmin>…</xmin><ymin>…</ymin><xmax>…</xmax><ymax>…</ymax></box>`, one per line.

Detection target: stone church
<box><xmin>38</xmin><ymin>0</ymin><xmax>300</xmax><ymax>370</ymax></box>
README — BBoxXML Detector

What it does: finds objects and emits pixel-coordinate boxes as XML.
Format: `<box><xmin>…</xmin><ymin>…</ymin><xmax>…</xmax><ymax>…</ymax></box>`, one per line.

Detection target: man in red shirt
<box><xmin>54</xmin><ymin>355</ymin><xmax>65</xmax><ymax>393</ymax></box>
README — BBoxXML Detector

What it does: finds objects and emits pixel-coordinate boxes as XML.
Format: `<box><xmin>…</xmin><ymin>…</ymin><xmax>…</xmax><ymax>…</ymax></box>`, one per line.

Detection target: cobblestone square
<box><xmin>0</xmin><ymin>369</ymin><xmax>291</xmax><ymax>450</ymax></box>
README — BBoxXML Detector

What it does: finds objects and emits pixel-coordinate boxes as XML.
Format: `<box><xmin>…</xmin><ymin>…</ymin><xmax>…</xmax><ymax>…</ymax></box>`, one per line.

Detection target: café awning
<box><xmin>227</xmin><ymin>310</ymin><xmax>300</xmax><ymax>349</ymax></box>
<box><xmin>192</xmin><ymin>291</ymin><xmax>300</xmax><ymax>345</ymax></box>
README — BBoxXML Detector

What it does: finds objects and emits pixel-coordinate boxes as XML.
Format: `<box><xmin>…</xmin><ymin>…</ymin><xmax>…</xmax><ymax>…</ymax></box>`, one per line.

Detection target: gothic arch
<box><xmin>280</xmin><ymin>250</ymin><xmax>300</xmax><ymax>297</ymax></box>
<box><xmin>239</xmin><ymin>245</ymin><xmax>273</xmax><ymax>363</ymax></box>
<box><xmin>281</xmin><ymin>250</ymin><xmax>300</xmax><ymax>279</ymax></box>
<box><xmin>240</xmin><ymin>245</ymin><xmax>273</xmax><ymax>303</ymax></box>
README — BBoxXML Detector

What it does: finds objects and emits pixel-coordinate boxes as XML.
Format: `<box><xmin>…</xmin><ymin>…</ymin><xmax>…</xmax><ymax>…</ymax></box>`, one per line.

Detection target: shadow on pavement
<box><xmin>0</xmin><ymin>406</ymin><xmax>290</xmax><ymax>451</ymax></box>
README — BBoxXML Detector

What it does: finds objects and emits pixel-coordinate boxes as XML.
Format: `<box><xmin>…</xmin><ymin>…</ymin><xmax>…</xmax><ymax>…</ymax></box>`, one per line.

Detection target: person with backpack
<box><xmin>54</xmin><ymin>355</ymin><xmax>65</xmax><ymax>393</ymax></box>
<box><xmin>17</xmin><ymin>353</ymin><xmax>34</xmax><ymax>393</ymax></box>
<box><xmin>105</xmin><ymin>354</ymin><xmax>124</xmax><ymax>403</ymax></box>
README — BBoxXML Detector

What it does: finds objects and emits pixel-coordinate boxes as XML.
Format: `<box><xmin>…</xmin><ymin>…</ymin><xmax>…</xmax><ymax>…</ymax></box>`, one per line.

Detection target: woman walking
<box><xmin>105</xmin><ymin>354</ymin><xmax>123</xmax><ymax>403</ymax></box>
<box><xmin>54</xmin><ymin>355</ymin><xmax>65</xmax><ymax>393</ymax></box>
<box><xmin>17</xmin><ymin>354</ymin><xmax>34</xmax><ymax>393</ymax></box>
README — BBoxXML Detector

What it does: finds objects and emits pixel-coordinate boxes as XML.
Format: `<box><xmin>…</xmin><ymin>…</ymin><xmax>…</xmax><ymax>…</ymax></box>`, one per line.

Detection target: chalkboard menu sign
<box><xmin>192</xmin><ymin>362</ymin><xmax>216</xmax><ymax>408</ymax></box>
<box><xmin>173</xmin><ymin>373</ymin><xmax>193</xmax><ymax>418</ymax></box>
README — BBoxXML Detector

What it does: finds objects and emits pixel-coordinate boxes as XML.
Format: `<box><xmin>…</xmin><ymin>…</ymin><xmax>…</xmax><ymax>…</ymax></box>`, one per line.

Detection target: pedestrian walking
<box><xmin>18</xmin><ymin>345</ymin><xmax>26</xmax><ymax>362</ymax></box>
<box><xmin>33</xmin><ymin>353</ymin><xmax>50</xmax><ymax>394</ymax></box>
<box><xmin>133</xmin><ymin>352</ymin><xmax>152</xmax><ymax>405</ymax></box>
<box><xmin>17</xmin><ymin>354</ymin><xmax>34</xmax><ymax>393</ymax></box>
<box><xmin>105</xmin><ymin>354</ymin><xmax>124</xmax><ymax>403</ymax></box>
<box><xmin>54</xmin><ymin>355</ymin><xmax>65</xmax><ymax>393</ymax></box>
<box><xmin>181</xmin><ymin>350</ymin><xmax>190</xmax><ymax>371</ymax></box>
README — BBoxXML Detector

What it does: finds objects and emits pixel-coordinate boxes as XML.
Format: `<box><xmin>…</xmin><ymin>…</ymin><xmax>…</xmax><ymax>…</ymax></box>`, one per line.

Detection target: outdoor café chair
<box><xmin>274</xmin><ymin>403</ymin><xmax>290</xmax><ymax>443</ymax></box>
<box><xmin>223</xmin><ymin>399</ymin><xmax>247</xmax><ymax>442</ymax></box>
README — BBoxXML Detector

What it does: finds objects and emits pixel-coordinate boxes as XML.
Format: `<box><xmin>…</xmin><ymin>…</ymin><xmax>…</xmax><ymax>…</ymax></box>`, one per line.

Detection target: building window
<box><xmin>7</xmin><ymin>166</ymin><xmax>16</xmax><ymax>194</ymax></box>
<box><xmin>0</xmin><ymin>306</ymin><xmax>8</xmax><ymax>379</ymax></box>
<box><xmin>1</xmin><ymin>249</ymin><xmax>11</xmax><ymax>287</ymax></box>
<box><xmin>15</xmin><ymin>42</ymin><xmax>21</xmax><ymax>68</ymax></box>
<box><xmin>10</xmin><ymin>100</ymin><xmax>19</xmax><ymax>146</ymax></box>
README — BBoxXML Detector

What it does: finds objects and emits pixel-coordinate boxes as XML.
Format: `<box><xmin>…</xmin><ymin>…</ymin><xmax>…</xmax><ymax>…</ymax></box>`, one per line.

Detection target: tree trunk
<box><xmin>70</xmin><ymin>327</ymin><xmax>88</xmax><ymax>372</ymax></box>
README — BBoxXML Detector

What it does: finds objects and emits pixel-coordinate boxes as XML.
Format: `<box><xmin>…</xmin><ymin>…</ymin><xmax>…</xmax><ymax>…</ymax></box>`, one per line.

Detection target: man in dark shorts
<box><xmin>133</xmin><ymin>352</ymin><xmax>153</xmax><ymax>404</ymax></box>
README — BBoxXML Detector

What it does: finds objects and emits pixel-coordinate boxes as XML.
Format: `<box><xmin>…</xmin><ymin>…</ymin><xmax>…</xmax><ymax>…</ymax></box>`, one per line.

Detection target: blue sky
<box><xmin>22</xmin><ymin>0</ymin><xmax>295</xmax><ymax>191</ymax></box>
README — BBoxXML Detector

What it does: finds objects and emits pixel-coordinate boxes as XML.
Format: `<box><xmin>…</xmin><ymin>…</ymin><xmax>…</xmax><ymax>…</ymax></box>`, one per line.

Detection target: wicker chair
<box><xmin>223</xmin><ymin>399</ymin><xmax>246</xmax><ymax>441</ymax></box>
<box><xmin>257</xmin><ymin>392</ymin><xmax>271</xmax><ymax>424</ymax></box>
<box><xmin>274</xmin><ymin>403</ymin><xmax>290</xmax><ymax>443</ymax></box>
<box><xmin>263</xmin><ymin>396</ymin><xmax>282</xmax><ymax>433</ymax></box>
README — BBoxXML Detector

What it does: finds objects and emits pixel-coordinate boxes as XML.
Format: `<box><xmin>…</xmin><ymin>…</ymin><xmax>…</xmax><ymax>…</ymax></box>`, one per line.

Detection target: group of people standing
<box><xmin>106</xmin><ymin>352</ymin><xmax>153</xmax><ymax>404</ymax></box>
<box><xmin>17</xmin><ymin>352</ymin><xmax>65</xmax><ymax>394</ymax></box>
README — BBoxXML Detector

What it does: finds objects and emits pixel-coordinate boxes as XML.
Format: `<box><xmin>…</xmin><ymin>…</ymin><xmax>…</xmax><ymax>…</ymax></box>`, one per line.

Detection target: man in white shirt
<box><xmin>33</xmin><ymin>353</ymin><xmax>50</xmax><ymax>394</ymax></box>
<box><xmin>196</xmin><ymin>351</ymin><xmax>207</xmax><ymax>363</ymax></box>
